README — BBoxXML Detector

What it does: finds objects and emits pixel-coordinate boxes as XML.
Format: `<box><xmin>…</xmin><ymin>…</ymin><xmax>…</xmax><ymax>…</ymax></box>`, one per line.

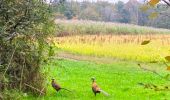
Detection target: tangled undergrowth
<box><xmin>0</xmin><ymin>0</ymin><xmax>56</xmax><ymax>99</ymax></box>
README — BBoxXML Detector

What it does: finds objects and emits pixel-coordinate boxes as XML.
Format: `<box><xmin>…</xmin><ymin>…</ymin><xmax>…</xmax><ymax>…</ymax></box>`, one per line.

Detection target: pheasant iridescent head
<box><xmin>91</xmin><ymin>77</ymin><xmax>96</xmax><ymax>82</ymax></box>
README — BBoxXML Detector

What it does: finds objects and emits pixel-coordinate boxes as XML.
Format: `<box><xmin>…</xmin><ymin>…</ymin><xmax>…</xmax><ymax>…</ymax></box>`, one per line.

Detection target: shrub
<box><xmin>0</xmin><ymin>0</ymin><xmax>56</xmax><ymax>96</ymax></box>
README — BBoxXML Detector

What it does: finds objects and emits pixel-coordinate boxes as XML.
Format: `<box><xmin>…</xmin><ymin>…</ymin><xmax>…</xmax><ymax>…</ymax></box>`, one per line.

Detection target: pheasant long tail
<box><xmin>100</xmin><ymin>89</ymin><xmax>109</xmax><ymax>96</ymax></box>
<box><xmin>61</xmin><ymin>88</ymin><xmax>72</xmax><ymax>92</ymax></box>
<box><xmin>138</xmin><ymin>82</ymin><xmax>145</xmax><ymax>86</ymax></box>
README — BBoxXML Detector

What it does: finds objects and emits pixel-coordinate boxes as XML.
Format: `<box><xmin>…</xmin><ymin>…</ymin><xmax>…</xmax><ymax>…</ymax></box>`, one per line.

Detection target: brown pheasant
<box><xmin>51</xmin><ymin>78</ymin><xmax>71</xmax><ymax>92</ymax></box>
<box><xmin>91</xmin><ymin>77</ymin><xmax>109</xmax><ymax>96</ymax></box>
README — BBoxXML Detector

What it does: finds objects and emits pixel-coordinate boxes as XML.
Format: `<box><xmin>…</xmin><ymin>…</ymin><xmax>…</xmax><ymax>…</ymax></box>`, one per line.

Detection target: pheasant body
<box><xmin>91</xmin><ymin>78</ymin><xmax>109</xmax><ymax>96</ymax></box>
<box><xmin>51</xmin><ymin>79</ymin><xmax>61</xmax><ymax>91</ymax></box>
<box><xmin>92</xmin><ymin>81</ymin><xmax>101</xmax><ymax>96</ymax></box>
<box><xmin>51</xmin><ymin>79</ymin><xmax>72</xmax><ymax>92</ymax></box>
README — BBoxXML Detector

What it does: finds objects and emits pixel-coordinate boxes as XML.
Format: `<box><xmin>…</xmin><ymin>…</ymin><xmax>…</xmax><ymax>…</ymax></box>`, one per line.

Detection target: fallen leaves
<box><xmin>141</xmin><ymin>40</ymin><xmax>150</xmax><ymax>45</ymax></box>
<box><xmin>165</xmin><ymin>56</ymin><xmax>170</xmax><ymax>62</ymax></box>
<box><xmin>138</xmin><ymin>82</ymin><xmax>170</xmax><ymax>91</ymax></box>
<box><xmin>148</xmin><ymin>0</ymin><xmax>160</xmax><ymax>6</ymax></box>
<box><xmin>167</xmin><ymin>66</ymin><xmax>170</xmax><ymax>71</ymax></box>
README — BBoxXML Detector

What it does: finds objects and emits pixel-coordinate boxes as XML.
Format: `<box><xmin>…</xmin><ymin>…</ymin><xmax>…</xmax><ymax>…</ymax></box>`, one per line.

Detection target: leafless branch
<box><xmin>163</xmin><ymin>61</ymin><xmax>169</xmax><ymax>67</ymax></box>
<box><xmin>20</xmin><ymin>58</ymin><xmax>25</xmax><ymax>91</ymax></box>
<box><xmin>39</xmin><ymin>87</ymin><xmax>45</xmax><ymax>97</ymax></box>
<box><xmin>137</xmin><ymin>64</ymin><xmax>170</xmax><ymax>81</ymax></box>
<box><xmin>3</xmin><ymin>46</ymin><xmax>16</xmax><ymax>78</ymax></box>
<box><xmin>159</xmin><ymin>12</ymin><xmax>170</xmax><ymax>17</ymax></box>
<box><xmin>162</xmin><ymin>0</ymin><xmax>170</xmax><ymax>6</ymax></box>
<box><xmin>24</xmin><ymin>83</ymin><xmax>45</xmax><ymax>95</ymax></box>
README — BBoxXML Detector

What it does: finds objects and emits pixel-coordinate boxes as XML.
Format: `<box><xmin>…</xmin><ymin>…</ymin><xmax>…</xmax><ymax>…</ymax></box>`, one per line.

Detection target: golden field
<box><xmin>54</xmin><ymin>34</ymin><xmax>170</xmax><ymax>62</ymax></box>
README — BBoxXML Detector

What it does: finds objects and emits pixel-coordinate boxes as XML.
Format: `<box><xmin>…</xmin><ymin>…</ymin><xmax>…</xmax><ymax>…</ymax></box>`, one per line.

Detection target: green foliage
<box><xmin>115</xmin><ymin>1</ymin><xmax>131</xmax><ymax>23</ymax></box>
<box><xmin>0</xmin><ymin>0</ymin><xmax>56</xmax><ymax>96</ymax></box>
<box><xmin>79</xmin><ymin>7</ymin><xmax>101</xmax><ymax>21</ymax></box>
<box><xmin>115</xmin><ymin>1</ymin><xmax>124</xmax><ymax>12</ymax></box>
<box><xmin>51</xmin><ymin>0</ymin><xmax>75</xmax><ymax>19</ymax></box>
<box><xmin>119</xmin><ymin>9</ymin><xmax>131</xmax><ymax>23</ymax></box>
<box><xmin>0</xmin><ymin>89</ymin><xmax>24</xmax><ymax>100</ymax></box>
<box><xmin>64</xmin><ymin>10</ymin><xmax>74</xmax><ymax>19</ymax></box>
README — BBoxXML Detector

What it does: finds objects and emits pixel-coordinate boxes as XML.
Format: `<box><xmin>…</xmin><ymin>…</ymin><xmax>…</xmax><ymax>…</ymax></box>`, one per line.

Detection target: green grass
<box><xmin>23</xmin><ymin>59</ymin><xmax>170</xmax><ymax>100</ymax></box>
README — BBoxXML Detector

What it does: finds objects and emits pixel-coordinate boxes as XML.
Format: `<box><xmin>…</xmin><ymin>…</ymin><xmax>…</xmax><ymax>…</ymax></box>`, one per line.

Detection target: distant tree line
<box><xmin>51</xmin><ymin>0</ymin><xmax>170</xmax><ymax>29</ymax></box>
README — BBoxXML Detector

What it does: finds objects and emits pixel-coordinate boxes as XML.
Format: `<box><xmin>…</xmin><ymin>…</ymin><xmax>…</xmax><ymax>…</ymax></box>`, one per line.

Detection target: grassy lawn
<box><xmin>24</xmin><ymin>58</ymin><xmax>170</xmax><ymax>100</ymax></box>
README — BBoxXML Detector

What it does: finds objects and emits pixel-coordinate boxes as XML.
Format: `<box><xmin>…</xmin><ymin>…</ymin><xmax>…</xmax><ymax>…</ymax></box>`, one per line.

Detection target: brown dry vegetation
<box><xmin>54</xmin><ymin>34</ymin><xmax>170</xmax><ymax>62</ymax></box>
<box><xmin>55</xmin><ymin>34</ymin><xmax>170</xmax><ymax>45</ymax></box>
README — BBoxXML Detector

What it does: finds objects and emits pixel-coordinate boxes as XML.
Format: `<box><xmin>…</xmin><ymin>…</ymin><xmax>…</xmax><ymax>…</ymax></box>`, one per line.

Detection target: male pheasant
<box><xmin>91</xmin><ymin>77</ymin><xmax>109</xmax><ymax>96</ymax></box>
<box><xmin>51</xmin><ymin>78</ymin><xmax>71</xmax><ymax>92</ymax></box>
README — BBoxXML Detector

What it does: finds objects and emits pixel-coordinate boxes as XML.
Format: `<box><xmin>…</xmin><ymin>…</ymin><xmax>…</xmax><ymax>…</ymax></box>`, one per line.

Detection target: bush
<box><xmin>0</xmin><ymin>0</ymin><xmax>56</xmax><ymax>96</ymax></box>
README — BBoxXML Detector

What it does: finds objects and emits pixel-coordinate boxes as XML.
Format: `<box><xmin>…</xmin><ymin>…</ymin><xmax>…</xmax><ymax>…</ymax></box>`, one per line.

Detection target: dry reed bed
<box><xmin>55</xmin><ymin>34</ymin><xmax>170</xmax><ymax>45</ymax></box>
<box><xmin>54</xmin><ymin>34</ymin><xmax>170</xmax><ymax>62</ymax></box>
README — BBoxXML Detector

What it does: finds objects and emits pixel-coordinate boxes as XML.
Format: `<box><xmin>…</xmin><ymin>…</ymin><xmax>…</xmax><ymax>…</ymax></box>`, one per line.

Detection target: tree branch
<box><xmin>160</xmin><ymin>12</ymin><xmax>170</xmax><ymax>17</ymax></box>
<box><xmin>138</xmin><ymin>64</ymin><xmax>170</xmax><ymax>81</ymax></box>
<box><xmin>24</xmin><ymin>83</ymin><xmax>45</xmax><ymax>95</ymax></box>
<box><xmin>3</xmin><ymin>46</ymin><xmax>16</xmax><ymax>78</ymax></box>
<box><xmin>162</xmin><ymin>0</ymin><xmax>170</xmax><ymax>6</ymax></box>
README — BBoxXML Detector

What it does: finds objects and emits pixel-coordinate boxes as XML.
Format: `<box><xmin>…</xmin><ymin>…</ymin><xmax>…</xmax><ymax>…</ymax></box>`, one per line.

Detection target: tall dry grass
<box><xmin>55</xmin><ymin>20</ymin><xmax>170</xmax><ymax>36</ymax></box>
<box><xmin>54</xmin><ymin>34</ymin><xmax>170</xmax><ymax>62</ymax></box>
